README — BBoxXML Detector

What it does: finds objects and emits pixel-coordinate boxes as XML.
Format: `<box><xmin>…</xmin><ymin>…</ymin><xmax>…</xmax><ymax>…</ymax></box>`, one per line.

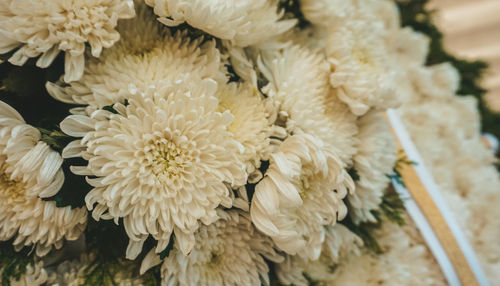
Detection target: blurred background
<box><xmin>428</xmin><ymin>0</ymin><xmax>500</xmax><ymax>112</ymax></box>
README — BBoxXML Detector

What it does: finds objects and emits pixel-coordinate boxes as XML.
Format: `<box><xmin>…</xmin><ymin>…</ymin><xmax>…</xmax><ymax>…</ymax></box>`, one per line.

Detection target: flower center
<box><xmin>352</xmin><ymin>47</ymin><xmax>376</xmax><ymax>71</ymax></box>
<box><xmin>297</xmin><ymin>167</ymin><xmax>317</xmax><ymax>199</ymax></box>
<box><xmin>0</xmin><ymin>169</ymin><xmax>25</xmax><ymax>202</ymax></box>
<box><xmin>150</xmin><ymin>139</ymin><xmax>186</xmax><ymax>179</ymax></box>
<box><xmin>206</xmin><ymin>250</ymin><xmax>225</xmax><ymax>269</ymax></box>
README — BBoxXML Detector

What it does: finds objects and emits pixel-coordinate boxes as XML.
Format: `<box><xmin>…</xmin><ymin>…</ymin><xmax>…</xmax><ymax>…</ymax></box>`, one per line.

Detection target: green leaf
<box><xmin>379</xmin><ymin>186</ymin><xmax>405</xmax><ymax>226</ymax></box>
<box><xmin>386</xmin><ymin>151</ymin><xmax>415</xmax><ymax>188</ymax></box>
<box><xmin>0</xmin><ymin>242</ymin><xmax>35</xmax><ymax>286</ymax></box>
<box><xmin>37</xmin><ymin>127</ymin><xmax>73</xmax><ymax>153</ymax></box>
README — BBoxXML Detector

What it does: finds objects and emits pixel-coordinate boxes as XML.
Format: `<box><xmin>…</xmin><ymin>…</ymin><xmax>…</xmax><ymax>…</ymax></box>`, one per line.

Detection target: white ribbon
<box><xmin>386</xmin><ymin>108</ymin><xmax>489</xmax><ymax>286</ymax></box>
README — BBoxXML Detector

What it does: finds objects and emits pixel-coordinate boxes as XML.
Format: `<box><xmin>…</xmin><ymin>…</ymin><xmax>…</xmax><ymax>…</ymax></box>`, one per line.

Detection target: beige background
<box><xmin>428</xmin><ymin>0</ymin><xmax>500</xmax><ymax>111</ymax></box>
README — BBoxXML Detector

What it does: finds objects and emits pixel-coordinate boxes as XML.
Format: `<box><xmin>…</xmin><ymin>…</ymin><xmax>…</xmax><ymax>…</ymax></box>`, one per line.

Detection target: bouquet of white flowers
<box><xmin>0</xmin><ymin>0</ymin><xmax>498</xmax><ymax>285</ymax></box>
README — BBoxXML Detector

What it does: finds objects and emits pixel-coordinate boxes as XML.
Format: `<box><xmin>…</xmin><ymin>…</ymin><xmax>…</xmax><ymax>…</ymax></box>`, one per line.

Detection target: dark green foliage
<box><xmin>0</xmin><ymin>242</ymin><xmax>35</xmax><ymax>286</ymax></box>
<box><xmin>344</xmin><ymin>156</ymin><xmax>407</xmax><ymax>253</ymax></box>
<box><xmin>341</xmin><ymin>215</ymin><xmax>383</xmax><ymax>254</ymax></box>
<box><xmin>342</xmin><ymin>187</ymin><xmax>406</xmax><ymax>255</ymax></box>
<box><xmin>397</xmin><ymin>0</ymin><xmax>500</xmax><ymax>144</ymax></box>
<box><xmin>2</xmin><ymin>67</ymin><xmax>45</xmax><ymax>98</ymax></box>
<box><xmin>78</xmin><ymin>219</ymin><xmax>134</xmax><ymax>286</ymax></box>
<box><xmin>77</xmin><ymin>218</ymin><xmax>163</xmax><ymax>285</ymax></box>
<box><xmin>378</xmin><ymin>186</ymin><xmax>405</xmax><ymax>226</ymax></box>
<box><xmin>347</xmin><ymin>167</ymin><xmax>360</xmax><ymax>182</ymax></box>
<box><xmin>386</xmin><ymin>171</ymin><xmax>404</xmax><ymax>188</ymax></box>
<box><xmin>141</xmin><ymin>265</ymin><xmax>162</xmax><ymax>286</ymax></box>
<box><xmin>85</xmin><ymin>219</ymin><xmax>129</xmax><ymax>259</ymax></box>
<box><xmin>37</xmin><ymin>127</ymin><xmax>74</xmax><ymax>153</ymax></box>
<box><xmin>81</xmin><ymin>260</ymin><xmax>119</xmax><ymax>286</ymax></box>
<box><xmin>0</xmin><ymin>55</ymin><xmax>73</xmax><ymax>147</ymax></box>
<box><xmin>386</xmin><ymin>151</ymin><xmax>415</xmax><ymax>188</ymax></box>
<box><xmin>0</xmin><ymin>55</ymin><xmax>73</xmax><ymax>130</ymax></box>
<box><xmin>158</xmin><ymin>238</ymin><xmax>175</xmax><ymax>260</ymax></box>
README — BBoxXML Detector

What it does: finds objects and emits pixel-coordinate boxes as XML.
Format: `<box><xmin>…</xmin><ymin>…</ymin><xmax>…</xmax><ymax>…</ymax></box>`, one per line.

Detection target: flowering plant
<box><xmin>0</xmin><ymin>0</ymin><xmax>498</xmax><ymax>285</ymax></box>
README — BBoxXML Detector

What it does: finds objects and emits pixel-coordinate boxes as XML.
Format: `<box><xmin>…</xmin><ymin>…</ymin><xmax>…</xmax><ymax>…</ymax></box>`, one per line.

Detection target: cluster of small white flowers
<box><xmin>1</xmin><ymin>0</ymin><xmax>496</xmax><ymax>285</ymax></box>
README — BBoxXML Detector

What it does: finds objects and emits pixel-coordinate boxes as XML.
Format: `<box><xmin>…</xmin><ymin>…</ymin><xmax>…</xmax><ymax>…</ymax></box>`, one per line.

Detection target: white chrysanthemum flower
<box><xmin>362</xmin><ymin>0</ymin><xmax>401</xmax><ymax>33</ymax></box>
<box><xmin>215</xmin><ymin>82</ymin><xmax>272</xmax><ymax>176</ymax></box>
<box><xmin>60</xmin><ymin>79</ymin><xmax>246</xmax><ymax>258</ymax></box>
<box><xmin>226</xmin><ymin>47</ymin><xmax>260</xmax><ymax>88</ymax></box>
<box><xmin>47</xmin><ymin>4</ymin><xmax>221</xmax><ymax>109</ymax></box>
<box><xmin>348</xmin><ymin>111</ymin><xmax>396</xmax><ymax>223</ymax></box>
<box><xmin>144</xmin><ymin>0</ymin><xmax>295</xmax><ymax>47</ymax></box>
<box><xmin>0</xmin><ymin>101</ymin><xmax>87</xmax><ymax>256</ymax></box>
<box><xmin>0</xmin><ymin>0</ymin><xmax>135</xmax><ymax>82</ymax></box>
<box><xmin>259</xmin><ymin>45</ymin><xmax>358</xmax><ymax>164</ymax></box>
<box><xmin>4</xmin><ymin>261</ymin><xmax>53</xmax><ymax>286</ymax></box>
<box><xmin>383</xmin><ymin>28</ymin><xmax>429</xmax><ymax>104</ymax></box>
<box><xmin>299</xmin><ymin>0</ymin><xmax>353</xmax><ymax>27</ymax></box>
<box><xmin>306</xmin><ymin>0</ymin><xmax>405</xmax><ymax>64</ymax></box>
<box><xmin>400</xmin><ymin>97</ymin><xmax>479</xmax><ymax>171</ymax></box>
<box><xmin>408</xmin><ymin>63</ymin><xmax>460</xmax><ymax>100</ymax></box>
<box><xmin>276</xmin><ymin>224</ymin><xmax>362</xmax><ymax>286</ymax></box>
<box><xmin>458</xmin><ymin>164</ymin><xmax>500</xmax><ymax>284</ymax></box>
<box><xmin>387</xmin><ymin>27</ymin><xmax>430</xmax><ymax>68</ymax></box>
<box><xmin>322</xmin><ymin>90</ymin><xmax>359</xmax><ymax>164</ymax></box>
<box><xmin>327</xmin><ymin>18</ymin><xmax>399</xmax><ymax>116</ymax></box>
<box><xmin>250</xmin><ymin>134</ymin><xmax>354</xmax><ymax>260</ymax></box>
<box><xmin>300</xmin><ymin>0</ymin><xmax>399</xmax><ymax>35</ymax></box>
<box><xmin>161</xmin><ymin>210</ymin><xmax>283</xmax><ymax>286</ymax></box>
